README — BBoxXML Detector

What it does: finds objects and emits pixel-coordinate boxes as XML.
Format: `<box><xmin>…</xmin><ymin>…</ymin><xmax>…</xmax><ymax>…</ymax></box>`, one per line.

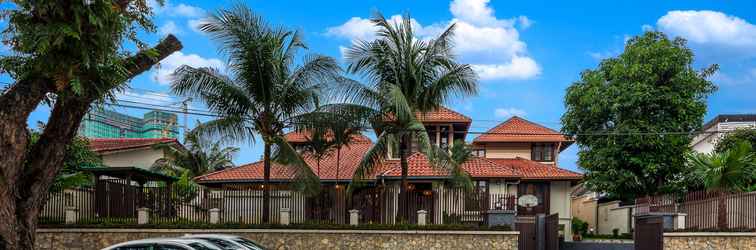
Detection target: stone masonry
<box><xmin>36</xmin><ymin>228</ymin><xmax>519</xmax><ymax>250</ymax></box>
<box><xmin>664</xmin><ymin>232</ymin><xmax>756</xmax><ymax>250</ymax></box>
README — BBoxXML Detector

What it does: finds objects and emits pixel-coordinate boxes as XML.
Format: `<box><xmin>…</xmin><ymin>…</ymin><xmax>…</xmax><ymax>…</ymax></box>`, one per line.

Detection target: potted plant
<box><xmin>571</xmin><ymin>218</ymin><xmax>588</xmax><ymax>241</ymax></box>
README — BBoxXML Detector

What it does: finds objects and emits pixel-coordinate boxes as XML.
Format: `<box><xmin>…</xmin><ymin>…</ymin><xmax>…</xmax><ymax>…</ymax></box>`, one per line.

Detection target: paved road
<box><xmin>561</xmin><ymin>241</ymin><xmax>633</xmax><ymax>250</ymax></box>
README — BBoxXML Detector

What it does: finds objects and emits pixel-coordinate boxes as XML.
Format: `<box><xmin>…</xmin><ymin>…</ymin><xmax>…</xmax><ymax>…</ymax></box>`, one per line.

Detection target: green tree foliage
<box><xmin>334</xmin><ymin>13</ymin><xmax>478</xmax><ymax>200</ymax></box>
<box><xmin>561</xmin><ymin>31</ymin><xmax>717</xmax><ymax>200</ymax></box>
<box><xmin>1</xmin><ymin>1</ymin><xmax>181</xmax><ymax>248</ymax></box>
<box><xmin>688</xmin><ymin>141</ymin><xmax>756</xmax><ymax>192</ymax></box>
<box><xmin>151</xmin><ymin>123</ymin><xmax>239</xmax><ymax>177</ymax></box>
<box><xmin>170</xmin><ymin>4</ymin><xmax>340</xmax><ymax>222</ymax></box>
<box><xmin>715</xmin><ymin>128</ymin><xmax>756</xmax><ymax>153</ymax></box>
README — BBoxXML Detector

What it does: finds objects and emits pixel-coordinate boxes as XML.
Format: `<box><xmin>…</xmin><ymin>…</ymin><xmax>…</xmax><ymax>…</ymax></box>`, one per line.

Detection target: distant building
<box><xmin>78</xmin><ymin>108</ymin><xmax>179</xmax><ymax>139</ymax></box>
<box><xmin>691</xmin><ymin>114</ymin><xmax>756</xmax><ymax>154</ymax></box>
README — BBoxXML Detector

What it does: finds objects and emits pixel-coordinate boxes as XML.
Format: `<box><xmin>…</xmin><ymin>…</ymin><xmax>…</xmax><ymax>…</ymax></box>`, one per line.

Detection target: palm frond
<box><xmin>271</xmin><ymin>135</ymin><xmax>320</xmax><ymax>196</ymax></box>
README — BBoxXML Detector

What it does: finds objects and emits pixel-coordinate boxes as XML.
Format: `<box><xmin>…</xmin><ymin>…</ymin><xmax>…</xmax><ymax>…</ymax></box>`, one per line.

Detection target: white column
<box><xmin>137</xmin><ymin>207</ymin><xmax>150</xmax><ymax>225</ymax></box>
<box><xmin>209</xmin><ymin>208</ymin><xmax>220</xmax><ymax>224</ymax></box>
<box><xmin>349</xmin><ymin>209</ymin><xmax>360</xmax><ymax>226</ymax></box>
<box><xmin>417</xmin><ymin>210</ymin><xmax>427</xmax><ymax>226</ymax></box>
<box><xmin>280</xmin><ymin>208</ymin><xmax>291</xmax><ymax>225</ymax></box>
<box><xmin>64</xmin><ymin>206</ymin><xmax>79</xmax><ymax>224</ymax></box>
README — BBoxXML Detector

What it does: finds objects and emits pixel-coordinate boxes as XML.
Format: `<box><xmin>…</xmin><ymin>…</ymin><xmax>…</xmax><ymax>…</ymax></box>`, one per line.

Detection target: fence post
<box><xmin>674</xmin><ymin>213</ymin><xmax>686</xmax><ymax>230</ymax></box>
<box><xmin>137</xmin><ymin>207</ymin><xmax>150</xmax><ymax>225</ymax></box>
<box><xmin>209</xmin><ymin>208</ymin><xmax>221</xmax><ymax>224</ymax></box>
<box><xmin>280</xmin><ymin>208</ymin><xmax>291</xmax><ymax>225</ymax></box>
<box><xmin>64</xmin><ymin>206</ymin><xmax>79</xmax><ymax>224</ymax></box>
<box><xmin>349</xmin><ymin>209</ymin><xmax>360</xmax><ymax>226</ymax></box>
<box><xmin>417</xmin><ymin>210</ymin><xmax>427</xmax><ymax>226</ymax></box>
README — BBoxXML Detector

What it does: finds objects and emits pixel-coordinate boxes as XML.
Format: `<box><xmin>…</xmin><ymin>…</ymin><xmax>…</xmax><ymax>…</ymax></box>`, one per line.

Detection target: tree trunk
<box><xmin>335</xmin><ymin>148</ymin><xmax>341</xmax><ymax>186</ymax></box>
<box><xmin>0</xmin><ymin>35</ymin><xmax>181</xmax><ymax>249</ymax></box>
<box><xmin>262</xmin><ymin>142</ymin><xmax>271</xmax><ymax>224</ymax></box>
<box><xmin>717</xmin><ymin>192</ymin><xmax>728</xmax><ymax>229</ymax></box>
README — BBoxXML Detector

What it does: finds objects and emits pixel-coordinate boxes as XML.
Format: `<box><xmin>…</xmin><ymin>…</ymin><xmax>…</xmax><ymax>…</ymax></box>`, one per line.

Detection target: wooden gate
<box><xmin>635</xmin><ymin>216</ymin><xmax>663</xmax><ymax>250</ymax></box>
<box><xmin>544</xmin><ymin>213</ymin><xmax>559</xmax><ymax>250</ymax></box>
<box><xmin>516</xmin><ymin>221</ymin><xmax>536</xmax><ymax>250</ymax></box>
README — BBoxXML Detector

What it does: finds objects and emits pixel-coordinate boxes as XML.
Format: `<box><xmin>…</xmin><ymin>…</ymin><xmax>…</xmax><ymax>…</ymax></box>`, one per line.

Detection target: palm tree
<box><xmin>170</xmin><ymin>5</ymin><xmax>340</xmax><ymax>223</ymax></box>
<box><xmin>334</xmin><ymin>13</ymin><xmax>478</xmax><ymax>217</ymax></box>
<box><xmin>299</xmin><ymin>128</ymin><xmax>336</xmax><ymax>177</ymax></box>
<box><xmin>687</xmin><ymin>141</ymin><xmax>756</xmax><ymax>228</ymax></box>
<box><xmin>151</xmin><ymin>123</ymin><xmax>240</xmax><ymax>177</ymax></box>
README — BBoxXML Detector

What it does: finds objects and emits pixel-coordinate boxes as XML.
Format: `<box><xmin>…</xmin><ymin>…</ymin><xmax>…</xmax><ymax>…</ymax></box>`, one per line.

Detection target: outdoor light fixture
<box><xmin>422</xmin><ymin>190</ymin><xmax>432</xmax><ymax>196</ymax></box>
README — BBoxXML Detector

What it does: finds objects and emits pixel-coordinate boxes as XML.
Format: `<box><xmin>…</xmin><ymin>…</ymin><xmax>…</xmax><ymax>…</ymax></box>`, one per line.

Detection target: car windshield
<box><xmin>234</xmin><ymin>238</ymin><xmax>264</xmax><ymax>250</ymax></box>
<box><xmin>187</xmin><ymin>243</ymin><xmax>219</xmax><ymax>250</ymax></box>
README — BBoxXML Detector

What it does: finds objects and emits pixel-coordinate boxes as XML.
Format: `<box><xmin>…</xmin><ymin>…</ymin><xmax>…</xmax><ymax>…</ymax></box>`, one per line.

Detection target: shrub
<box><xmin>571</xmin><ymin>218</ymin><xmax>589</xmax><ymax>236</ymax></box>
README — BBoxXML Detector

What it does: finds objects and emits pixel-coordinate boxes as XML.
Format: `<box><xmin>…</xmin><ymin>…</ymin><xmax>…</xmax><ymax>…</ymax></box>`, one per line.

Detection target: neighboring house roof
<box><xmin>473</xmin><ymin>116</ymin><xmax>573</xmax><ymax>148</ymax></box>
<box><xmin>87</xmin><ymin>138</ymin><xmax>181</xmax><ymax>154</ymax></box>
<box><xmin>488</xmin><ymin>158</ymin><xmax>582</xmax><ymax>180</ymax></box>
<box><xmin>195</xmin><ymin>134</ymin><xmax>375</xmax><ymax>183</ymax></box>
<box><xmin>702</xmin><ymin>114</ymin><xmax>756</xmax><ymax>131</ymax></box>
<box><xmin>379</xmin><ymin>153</ymin><xmax>518</xmax><ymax>179</ymax></box>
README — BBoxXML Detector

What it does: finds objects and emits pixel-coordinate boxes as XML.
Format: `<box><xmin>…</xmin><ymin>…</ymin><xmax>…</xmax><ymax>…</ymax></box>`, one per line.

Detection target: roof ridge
<box><xmin>510</xmin><ymin>116</ymin><xmax>562</xmax><ymax>134</ymax></box>
<box><xmin>438</xmin><ymin>106</ymin><xmax>472</xmax><ymax>122</ymax></box>
<box><xmin>194</xmin><ymin>161</ymin><xmax>261</xmax><ymax>181</ymax></box>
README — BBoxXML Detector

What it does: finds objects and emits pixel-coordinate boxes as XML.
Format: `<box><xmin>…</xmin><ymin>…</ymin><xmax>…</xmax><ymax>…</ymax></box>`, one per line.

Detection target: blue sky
<box><xmin>13</xmin><ymin>0</ymin><xmax>756</xmax><ymax>172</ymax></box>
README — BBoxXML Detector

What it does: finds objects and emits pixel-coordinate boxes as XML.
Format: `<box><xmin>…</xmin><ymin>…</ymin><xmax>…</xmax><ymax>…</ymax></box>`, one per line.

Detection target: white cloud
<box><xmin>150</xmin><ymin>0</ymin><xmax>204</xmax><ymax>18</ymax></box>
<box><xmin>188</xmin><ymin>18</ymin><xmax>208</xmax><ymax>33</ymax></box>
<box><xmin>159</xmin><ymin>21</ymin><xmax>182</xmax><ymax>36</ymax></box>
<box><xmin>326</xmin><ymin>0</ymin><xmax>540</xmax><ymax>81</ymax></box>
<box><xmin>656</xmin><ymin>10</ymin><xmax>756</xmax><ymax>56</ymax></box>
<box><xmin>152</xmin><ymin>51</ymin><xmax>224</xmax><ymax>85</ymax></box>
<box><xmin>472</xmin><ymin>56</ymin><xmax>541</xmax><ymax>80</ymax></box>
<box><xmin>494</xmin><ymin>107</ymin><xmax>526</xmax><ymax>118</ymax></box>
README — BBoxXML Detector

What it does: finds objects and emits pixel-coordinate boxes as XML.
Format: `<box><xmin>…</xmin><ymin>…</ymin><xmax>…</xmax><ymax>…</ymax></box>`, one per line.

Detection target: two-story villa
<box><xmin>194</xmin><ymin>107</ymin><xmax>581</xmax><ymax>238</ymax></box>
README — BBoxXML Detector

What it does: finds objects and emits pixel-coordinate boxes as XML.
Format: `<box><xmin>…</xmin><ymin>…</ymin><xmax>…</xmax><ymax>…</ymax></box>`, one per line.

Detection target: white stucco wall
<box><xmin>483</xmin><ymin>142</ymin><xmax>532</xmax><ymax>159</ymax></box>
<box><xmin>691</xmin><ymin>121</ymin><xmax>756</xmax><ymax>154</ymax></box>
<box><xmin>100</xmin><ymin>148</ymin><xmax>165</xmax><ymax>169</ymax></box>
<box><xmin>596</xmin><ymin>201</ymin><xmax>632</xmax><ymax>235</ymax></box>
<box><xmin>550</xmin><ymin>181</ymin><xmax>573</xmax><ymax>241</ymax></box>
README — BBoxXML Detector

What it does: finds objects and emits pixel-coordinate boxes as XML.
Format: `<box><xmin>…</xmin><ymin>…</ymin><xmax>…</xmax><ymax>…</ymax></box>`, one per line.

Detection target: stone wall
<box><xmin>664</xmin><ymin>232</ymin><xmax>756</xmax><ymax>250</ymax></box>
<box><xmin>37</xmin><ymin>228</ymin><xmax>519</xmax><ymax>250</ymax></box>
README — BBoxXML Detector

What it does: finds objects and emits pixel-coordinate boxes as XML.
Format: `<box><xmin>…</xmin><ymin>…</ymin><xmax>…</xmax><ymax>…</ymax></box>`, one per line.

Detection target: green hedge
<box><xmin>40</xmin><ymin>221</ymin><xmax>513</xmax><ymax>231</ymax></box>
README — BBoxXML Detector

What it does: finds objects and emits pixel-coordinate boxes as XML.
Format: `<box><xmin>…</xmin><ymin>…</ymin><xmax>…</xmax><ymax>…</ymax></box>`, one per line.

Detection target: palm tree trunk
<box><xmin>336</xmin><ymin>148</ymin><xmax>341</xmax><ymax>186</ymax></box>
<box><xmin>398</xmin><ymin>134</ymin><xmax>409</xmax><ymax>222</ymax></box>
<box><xmin>717</xmin><ymin>192</ymin><xmax>728</xmax><ymax>229</ymax></box>
<box><xmin>262</xmin><ymin>142</ymin><xmax>271</xmax><ymax>224</ymax></box>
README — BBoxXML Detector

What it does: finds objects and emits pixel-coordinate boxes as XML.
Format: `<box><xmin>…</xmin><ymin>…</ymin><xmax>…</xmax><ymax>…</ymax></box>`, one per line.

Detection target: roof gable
<box><xmin>415</xmin><ymin>106</ymin><xmax>472</xmax><ymax>123</ymax></box>
<box><xmin>473</xmin><ymin>116</ymin><xmax>571</xmax><ymax>143</ymax></box>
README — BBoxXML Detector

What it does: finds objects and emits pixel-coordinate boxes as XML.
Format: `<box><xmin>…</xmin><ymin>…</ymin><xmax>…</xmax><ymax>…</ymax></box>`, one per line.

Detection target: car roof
<box><xmin>107</xmin><ymin>238</ymin><xmax>221</xmax><ymax>249</ymax></box>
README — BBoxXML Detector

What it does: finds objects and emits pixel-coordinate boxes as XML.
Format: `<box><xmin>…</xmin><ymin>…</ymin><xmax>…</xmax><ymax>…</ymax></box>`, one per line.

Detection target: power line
<box><xmin>104</xmin><ymin>100</ymin><xmax>744</xmax><ymax>137</ymax></box>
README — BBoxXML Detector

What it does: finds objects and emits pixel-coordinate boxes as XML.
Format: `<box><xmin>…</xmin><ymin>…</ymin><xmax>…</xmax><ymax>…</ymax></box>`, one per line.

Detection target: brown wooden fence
<box><xmin>41</xmin><ymin>183</ymin><xmax>517</xmax><ymax>226</ymax></box>
<box><xmin>635</xmin><ymin>190</ymin><xmax>756</xmax><ymax>230</ymax></box>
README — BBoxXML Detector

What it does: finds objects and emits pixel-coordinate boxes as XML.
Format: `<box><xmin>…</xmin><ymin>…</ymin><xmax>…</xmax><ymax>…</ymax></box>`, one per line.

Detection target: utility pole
<box><xmin>181</xmin><ymin>98</ymin><xmax>192</xmax><ymax>136</ymax></box>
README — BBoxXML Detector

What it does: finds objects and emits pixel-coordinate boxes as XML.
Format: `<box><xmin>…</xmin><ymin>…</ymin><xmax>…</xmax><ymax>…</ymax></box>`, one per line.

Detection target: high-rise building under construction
<box><xmin>78</xmin><ymin>108</ymin><xmax>179</xmax><ymax>139</ymax></box>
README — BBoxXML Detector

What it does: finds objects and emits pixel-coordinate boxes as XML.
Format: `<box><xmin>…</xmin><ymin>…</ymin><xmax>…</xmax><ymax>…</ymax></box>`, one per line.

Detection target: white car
<box><xmin>102</xmin><ymin>238</ymin><xmax>222</xmax><ymax>250</ymax></box>
<box><xmin>181</xmin><ymin>234</ymin><xmax>265</xmax><ymax>250</ymax></box>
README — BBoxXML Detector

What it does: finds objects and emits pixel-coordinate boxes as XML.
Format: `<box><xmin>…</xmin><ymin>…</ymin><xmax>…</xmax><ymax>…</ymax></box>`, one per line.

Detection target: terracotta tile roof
<box><xmin>195</xmin><ymin>134</ymin><xmax>374</xmax><ymax>183</ymax></box>
<box><xmin>487</xmin><ymin>158</ymin><xmax>582</xmax><ymax>180</ymax></box>
<box><xmin>473</xmin><ymin>116</ymin><xmax>572</xmax><ymax>143</ymax></box>
<box><xmin>379</xmin><ymin>153</ymin><xmax>518</xmax><ymax>178</ymax></box>
<box><xmin>415</xmin><ymin>106</ymin><xmax>472</xmax><ymax>123</ymax></box>
<box><xmin>87</xmin><ymin>138</ymin><xmax>179</xmax><ymax>154</ymax></box>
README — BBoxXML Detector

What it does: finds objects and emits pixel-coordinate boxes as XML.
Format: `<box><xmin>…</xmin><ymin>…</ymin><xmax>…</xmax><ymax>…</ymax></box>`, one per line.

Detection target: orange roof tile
<box><xmin>87</xmin><ymin>138</ymin><xmax>179</xmax><ymax>153</ymax></box>
<box><xmin>379</xmin><ymin>153</ymin><xmax>518</xmax><ymax>178</ymax></box>
<box><xmin>488</xmin><ymin>158</ymin><xmax>582</xmax><ymax>180</ymax></box>
<box><xmin>473</xmin><ymin>116</ymin><xmax>572</xmax><ymax>143</ymax></box>
<box><xmin>415</xmin><ymin>106</ymin><xmax>472</xmax><ymax>123</ymax></box>
<box><xmin>195</xmin><ymin>134</ymin><xmax>374</xmax><ymax>183</ymax></box>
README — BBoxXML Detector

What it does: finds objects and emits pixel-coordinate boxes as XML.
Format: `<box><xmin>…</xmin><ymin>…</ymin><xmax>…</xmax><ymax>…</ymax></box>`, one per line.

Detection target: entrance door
<box><xmin>516</xmin><ymin>221</ymin><xmax>536</xmax><ymax>250</ymax></box>
<box><xmin>635</xmin><ymin>216</ymin><xmax>663</xmax><ymax>250</ymax></box>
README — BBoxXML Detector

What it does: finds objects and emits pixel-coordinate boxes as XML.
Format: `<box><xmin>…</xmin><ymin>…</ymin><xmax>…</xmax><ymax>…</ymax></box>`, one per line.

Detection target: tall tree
<box><xmin>170</xmin><ymin>4</ymin><xmax>337</xmax><ymax>223</ymax></box>
<box><xmin>561</xmin><ymin>31</ymin><xmax>717</xmax><ymax>200</ymax></box>
<box><xmin>151</xmin><ymin>123</ymin><xmax>240</xmax><ymax>177</ymax></box>
<box><xmin>336</xmin><ymin>13</ymin><xmax>478</xmax><ymax>217</ymax></box>
<box><xmin>0</xmin><ymin>1</ymin><xmax>181</xmax><ymax>248</ymax></box>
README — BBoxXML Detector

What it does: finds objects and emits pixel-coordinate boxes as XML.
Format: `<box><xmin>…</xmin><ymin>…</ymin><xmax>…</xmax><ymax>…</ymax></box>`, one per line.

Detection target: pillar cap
<box><xmin>417</xmin><ymin>210</ymin><xmax>428</xmax><ymax>214</ymax></box>
<box><xmin>280</xmin><ymin>208</ymin><xmax>291</xmax><ymax>212</ymax></box>
<box><xmin>136</xmin><ymin>207</ymin><xmax>151</xmax><ymax>211</ymax></box>
<box><xmin>349</xmin><ymin>209</ymin><xmax>360</xmax><ymax>213</ymax></box>
<box><xmin>209</xmin><ymin>208</ymin><xmax>221</xmax><ymax>212</ymax></box>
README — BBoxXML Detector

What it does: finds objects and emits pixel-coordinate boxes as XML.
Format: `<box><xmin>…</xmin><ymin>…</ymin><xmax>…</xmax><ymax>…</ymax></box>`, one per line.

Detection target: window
<box><xmin>473</xmin><ymin>148</ymin><xmax>486</xmax><ymax>157</ymax></box>
<box><xmin>531</xmin><ymin>143</ymin><xmax>554</xmax><ymax>161</ymax></box>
